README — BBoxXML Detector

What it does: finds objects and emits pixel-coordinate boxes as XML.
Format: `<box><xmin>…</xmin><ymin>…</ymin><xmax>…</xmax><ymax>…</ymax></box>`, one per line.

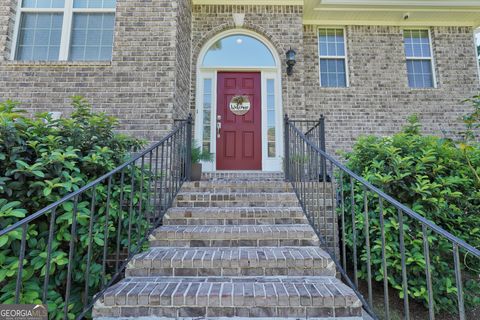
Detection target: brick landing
<box><xmin>93</xmin><ymin>172</ymin><xmax>362</xmax><ymax>319</ymax></box>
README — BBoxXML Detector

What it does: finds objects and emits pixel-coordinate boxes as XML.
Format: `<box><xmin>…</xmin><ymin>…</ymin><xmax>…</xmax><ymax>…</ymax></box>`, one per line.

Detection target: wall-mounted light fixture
<box><xmin>286</xmin><ymin>48</ymin><xmax>297</xmax><ymax>76</ymax></box>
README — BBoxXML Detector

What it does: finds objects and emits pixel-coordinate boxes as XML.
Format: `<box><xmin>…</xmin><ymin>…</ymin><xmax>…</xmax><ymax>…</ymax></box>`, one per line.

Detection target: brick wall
<box><xmin>190</xmin><ymin>5</ymin><xmax>305</xmax><ymax>119</ymax></box>
<box><xmin>173</xmin><ymin>0</ymin><xmax>192</xmax><ymax>119</ymax></box>
<box><xmin>304</xmin><ymin>25</ymin><xmax>480</xmax><ymax>154</ymax></box>
<box><xmin>1</xmin><ymin>1</ymin><xmax>478</xmax><ymax>151</ymax></box>
<box><xmin>0</xmin><ymin>0</ymin><xmax>192</xmax><ymax>142</ymax></box>
<box><xmin>0</xmin><ymin>0</ymin><xmax>15</xmax><ymax>61</ymax></box>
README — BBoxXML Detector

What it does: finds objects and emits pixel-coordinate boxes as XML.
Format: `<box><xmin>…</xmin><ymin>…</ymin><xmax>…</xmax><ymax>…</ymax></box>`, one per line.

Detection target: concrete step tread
<box><xmin>98</xmin><ymin>276</ymin><xmax>361</xmax><ymax>308</ymax></box>
<box><xmin>126</xmin><ymin>247</ymin><xmax>335</xmax><ymax>277</ymax></box>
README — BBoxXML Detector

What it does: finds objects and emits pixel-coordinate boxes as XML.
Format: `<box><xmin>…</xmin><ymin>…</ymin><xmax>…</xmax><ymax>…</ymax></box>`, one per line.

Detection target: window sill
<box><xmin>318</xmin><ymin>86</ymin><xmax>350</xmax><ymax>90</ymax></box>
<box><xmin>4</xmin><ymin>60</ymin><xmax>112</xmax><ymax>67</ymax></box>
<box><xmin>408</xmin><ymin>87</ymin><xmax>439</xmax><ymax>91</ymax></box>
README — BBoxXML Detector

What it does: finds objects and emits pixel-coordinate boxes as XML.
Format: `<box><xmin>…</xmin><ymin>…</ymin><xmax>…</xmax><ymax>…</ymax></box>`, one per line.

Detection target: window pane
<box><xmin>203</xmin><ymin>35</ymin><xmax>275</xmax><ymax>67</ymax></box>
<box><xmin>202</xmin><ymin>142</ymin><xmax>210</xmax><ymax>154</ymax></box>
<box><xmin>407</xmin><ymin>60</ymin><xmax>433</xmax><ymax>88</ymax></box>
<box><xmin>267</xmin><ymin>110</ymin><xmax>275</xmax><ymax>127</ymax></box>
<box><xmin>23</xmin><ymin>0</ymin><xmax>64</xmax><ymax>8</ymax></box>
<box><xmin>267</xmin><ymin>96</ymin><xmax>275</xmax><ymax>109</ymax></box>
<box><xmin>404</xmin><ymin>29</ymin><xmax>431</xmax><ymax>58</ymax></box>
<box><xmin>69</xmin><ymin>13</ymin><xmax>115</xmax><ymax>61</ymax></box>
<box><xmin>202</xmin><ymin>79</ymin><xmax>212</xmax><ymax>154</ymax></box>
<box><xmin>73</xmin><ymin>0</ymin><xmax>116</xmax><ymax>8</ymax></box>
<box><xmin>16</xmin><ymin>13</ymin><xmax>63</xmax><ymax>61</ymax></box>
<box><xmin>266</xmin><ymin>79</ymin><xmax>276</xmax><ymax>158</ymax></box>
<box><xmin>319</xmin><ymin>28</ymin><xmax>345</xmax><ymax>57</ymax></box>
<box><xmin>268</xmin><ymin>140</ymin><xmax>276</xmax><ymax>158</ymax></box>
<box><xmin>320</xmin><ymin>58</ymin><xmax>347</xmax><ymax>88</ymax></box>
<box><xmin>267</xmin><ymin>79</ymin><xmax>274</xmax><ymax>93</ymax></box>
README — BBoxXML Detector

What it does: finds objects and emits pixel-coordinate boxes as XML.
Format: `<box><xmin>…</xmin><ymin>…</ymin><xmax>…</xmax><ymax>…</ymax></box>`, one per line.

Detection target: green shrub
<box><xmin>191</xmin><ymin>142</ymin><xmax>213</xmax><ymax>164</ymax></box>
<box><xmin>0</xmin><ymin>97</ymin><xmax>150</xmax><ymax>319</ymax></box>
<box><xmin>341</xmin><ymin>114</ymin><xmax>480</xmax><ymax>314</ymax></box>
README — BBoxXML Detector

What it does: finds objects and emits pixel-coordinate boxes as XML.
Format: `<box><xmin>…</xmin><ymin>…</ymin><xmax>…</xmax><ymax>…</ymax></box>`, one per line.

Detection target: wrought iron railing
<box><xmin>288</xmin><ymin>116</ymin><xmax>327</xmax><ymax>179</ymax></box>
<box><xmin>285</xmin><ymin>115</ymin><xmax>480</xmax><ymax>320</ymax></box>
<box><xmin>289</xmin><ymin>116</ymin><xmax>326</xmax><ymax>150</ymax></box>
<box><xmin>0</xmin><ymin>116</ymin><xmax>192</xmax><ymax>319</ymax></box>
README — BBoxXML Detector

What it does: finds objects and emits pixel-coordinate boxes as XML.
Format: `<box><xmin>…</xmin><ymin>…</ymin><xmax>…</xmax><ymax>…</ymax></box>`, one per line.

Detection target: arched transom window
<box><xmin>202</xmin><ymin>34</ymin><xmax>276</xmax><ymax>68</ymax></box>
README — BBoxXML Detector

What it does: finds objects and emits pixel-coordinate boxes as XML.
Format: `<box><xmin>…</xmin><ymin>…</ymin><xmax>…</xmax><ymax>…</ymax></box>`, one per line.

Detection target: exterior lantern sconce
<box><xmin>286</xmin><ymin>48</ymin><xmax>296</xmax><ymax>76</ymax></box>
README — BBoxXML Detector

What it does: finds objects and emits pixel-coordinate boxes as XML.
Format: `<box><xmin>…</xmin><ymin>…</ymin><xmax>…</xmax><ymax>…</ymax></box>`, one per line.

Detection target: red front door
<box><xmin>216</xmin><ymin>72</ymin><xmax>262</xmax><ymax>170</ymax></box>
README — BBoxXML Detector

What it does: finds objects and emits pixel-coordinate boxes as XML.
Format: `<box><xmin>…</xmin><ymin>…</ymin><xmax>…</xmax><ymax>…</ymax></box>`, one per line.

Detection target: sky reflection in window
<box><xmin>203</xmin><ymin>35</ymin><xmax>275</xmax><ymax>67</ymax></box>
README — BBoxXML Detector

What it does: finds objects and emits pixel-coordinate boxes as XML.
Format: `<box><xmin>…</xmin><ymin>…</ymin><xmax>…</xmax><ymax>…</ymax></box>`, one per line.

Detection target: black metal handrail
<box><xmin>0</xmin><ymin>115</ymin><xmax>193</xmax><ymax>319</ymax></box>
<box><xmin>285</xmin><ymin>114</ymin><xmax>480</xmax><ymax>320</ymax></box>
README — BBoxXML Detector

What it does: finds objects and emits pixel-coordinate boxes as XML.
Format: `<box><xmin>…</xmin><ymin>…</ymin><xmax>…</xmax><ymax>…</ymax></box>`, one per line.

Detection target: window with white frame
<box><xmin>318</xmin><ymin>28</ymin><xmax>348</xmax><ymax>87</ymax></box>
<box><xmin>266</xmin><ymin>79</ymin><xmax>276</xmax><ymax>158</ymax></box>
<box><xmin>403</xmin><ymin>29</ymin><xmax>436</xmax><ymax>88</ymax></box>
<box><xmin>202</xmin><ymin>79</ymin><xmax>212</xmax><ymax>153</ymax></box>
<box><xmin>14</xmin><ymin>0</ymin><xmax>116</xmax><ymax>61</ymax></box>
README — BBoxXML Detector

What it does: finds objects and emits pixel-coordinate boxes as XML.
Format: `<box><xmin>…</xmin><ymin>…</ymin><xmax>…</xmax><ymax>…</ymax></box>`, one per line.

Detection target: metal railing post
<box><xmin>185</xmin><ymin>113</ymin><xmax>193</xmax><ymax>181</ymax></box>
<box><xmin>319</xmin><ymin>115</ymin><xmax>326</xmax><ymax>180</ymax></box>
<box><xmin>284</xmin><ymin>114</ymin><xmax>290</xmax><ymax>181</ymax></box>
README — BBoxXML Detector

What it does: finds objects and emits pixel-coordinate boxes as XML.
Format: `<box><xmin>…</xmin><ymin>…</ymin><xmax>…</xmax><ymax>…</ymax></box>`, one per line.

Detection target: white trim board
<box><xmin>193</xmin><ymin>0</ymin><xmax>303</xmax><ymax>5</ymax></box>
<box><xmin>318</xmin><ymin>0</ymin><xmax>480</xmax><ymax>7</ymax></box>
<box><xmin>193</xmin><ymin>0</ymin><xmax>480</xmax><ymax>7</ymax></box>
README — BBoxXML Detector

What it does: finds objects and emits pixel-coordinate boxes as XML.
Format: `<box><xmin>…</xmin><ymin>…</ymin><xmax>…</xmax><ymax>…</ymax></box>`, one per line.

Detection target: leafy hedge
<box><xmin>341</xmin><ymin>101</ymin><xmax>480</xmax><ymax>313</ymax></box>
<box><xmin>0</xmin><ymin>97</ymin><xmax>150</xmax><ymax>319</ymax></box>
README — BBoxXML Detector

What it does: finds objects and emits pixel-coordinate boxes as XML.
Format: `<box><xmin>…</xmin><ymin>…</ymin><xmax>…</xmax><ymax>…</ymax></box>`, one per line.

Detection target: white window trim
<box><xmin>318</xmin><ymin>26</ymin><xmax>350</xmax><ymax>88</ymax></box>
<box><xmin>403</xmin><ymin>28</ymin><xmax>438</xmax><ymax>89</ymax></box>
<box><xmin>265</xmin><ymin>78</ymin><xmax>277</xmax><ymax>159</ymax></box>
<box><xmin>10</xmin><ymin>0</ymin><xmax>116</xmax><ymax>61</ymax></box>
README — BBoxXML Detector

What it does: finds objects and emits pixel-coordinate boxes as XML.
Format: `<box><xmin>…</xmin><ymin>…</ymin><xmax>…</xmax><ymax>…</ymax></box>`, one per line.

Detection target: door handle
<box><xmin>216</xmin><ymin>115</ymin><xmax>222</xmax><ymax>138</ymax></box>
<box><xmin>216</xmin><ymin>121</ymin><xmax>222</xmax><ymax>138</ymax></box>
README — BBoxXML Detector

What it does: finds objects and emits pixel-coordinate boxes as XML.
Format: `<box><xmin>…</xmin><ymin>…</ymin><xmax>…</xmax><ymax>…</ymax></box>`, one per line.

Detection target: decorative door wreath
<box><xmin>229</xmin><ymin>95</ymin><xmax>251</xmax><ymax>116</ymax></box>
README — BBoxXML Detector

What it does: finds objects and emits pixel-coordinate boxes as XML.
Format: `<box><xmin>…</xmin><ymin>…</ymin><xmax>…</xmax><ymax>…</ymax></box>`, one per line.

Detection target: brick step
<box><xmin>93</xmin><ymin>276</ymin><xmax>362</xmax><ymax>319</ymax></box>
<box><xmin>173</xmin><ymin>192</ymin><xmax>310</xmax><ymax>208</ymax></box>
<box><xmin>149</xmin><ymin>225</ymin><xmax>320</xmax><ymax>247</ymax></box>
<box><xmin>163</xmin><ymin>207</ymin><xmax>308</xmax><ymax>225</ymax></box>
<box><xmin>126</xmin><ymin>247</ymin><xmax>335</xmax><ymax>277</ymax></box>
<box><xmin>202</xmin><ymin>171</ymin><xmax>285</xmax><ymax>182</ymax></box>
<box><xmin>180</xmin><ymin>180</ymin><xmax>294</xmax><ymax>193</ymax></box>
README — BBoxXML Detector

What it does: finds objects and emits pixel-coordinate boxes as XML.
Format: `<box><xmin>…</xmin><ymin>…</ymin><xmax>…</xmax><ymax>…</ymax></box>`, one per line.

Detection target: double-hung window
<box><xmin>318</xmin><ymin>28</ymin><xmax>348</xmax><ymax>87</ymax></box>
<box><xmin>13</xmin><ymin>0</ymin><xmax>116</xmax><ymax>61</ymax></box>
<box><xmin>403</xmin><ymin>29</ymin><xmax>436</xmax><ymax>88</ymax></box>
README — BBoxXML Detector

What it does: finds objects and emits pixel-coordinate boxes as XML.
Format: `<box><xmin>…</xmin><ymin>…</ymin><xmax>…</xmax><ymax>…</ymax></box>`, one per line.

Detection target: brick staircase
<box><xmin>93</xmin><ymin>172</ymin><xmax>362</xmax><ymax>319</ymax></box>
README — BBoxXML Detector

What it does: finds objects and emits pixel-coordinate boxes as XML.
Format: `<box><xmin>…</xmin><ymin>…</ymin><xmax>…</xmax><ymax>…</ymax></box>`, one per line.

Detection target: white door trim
<box><xmin>195</xmin><ymin>29</ymin><xmax>283</xmax><ymax>172</ymax></box>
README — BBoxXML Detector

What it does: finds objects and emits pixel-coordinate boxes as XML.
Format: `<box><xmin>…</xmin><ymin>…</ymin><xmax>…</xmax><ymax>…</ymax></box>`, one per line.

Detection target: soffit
<box><xmin>192</xmin><ymin>0</ymin><xmax>480</xmax><ymax>27</ymax></box>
